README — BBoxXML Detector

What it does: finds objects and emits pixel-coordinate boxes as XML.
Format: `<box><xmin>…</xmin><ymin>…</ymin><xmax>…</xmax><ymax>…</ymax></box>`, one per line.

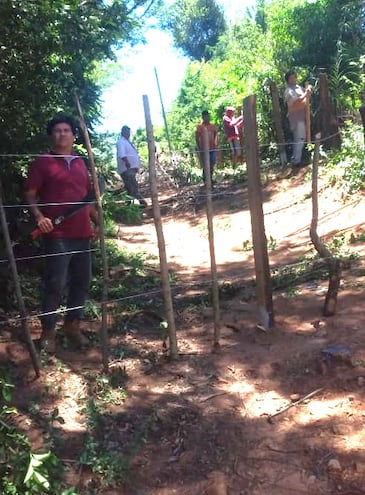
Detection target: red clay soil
<box><xmin>1</xmin><ymin>169</ymin><xmax>365</xmax><ymax>495</ymax></box>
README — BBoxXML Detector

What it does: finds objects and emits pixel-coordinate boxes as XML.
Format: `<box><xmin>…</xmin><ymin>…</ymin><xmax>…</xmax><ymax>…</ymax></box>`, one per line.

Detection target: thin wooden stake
<box><xmin>244</xmin><ymin>95</ymin><xmax>274</xmax><ymax>330</ymax></box>
<box><xmin>74</xmin><ymin>92</ymin><xmax>109</xmax><ymax>372</ymax></box>
<box><xmin>310</xmin><ymin>134</ymin><xmax>341</xmax><ymax>316</ymax></box>
<box><xmin>267</xmin><ymin>388</ymin><xmax>323</xmax><ymax>423</ymax></box>
<box><xmin>202</xmin><ymin>127</ymin><xmax>220</xmax><ymax>349</ymax></box>
<box><xmin>0</xmin><ymin>179</ymin><xmax>40</xmax><ymax>377</ymax></box>
<box><xmin>143</xmin><ymin>94</ymin><xmax>178</xmax><ymax>359</ymax></box>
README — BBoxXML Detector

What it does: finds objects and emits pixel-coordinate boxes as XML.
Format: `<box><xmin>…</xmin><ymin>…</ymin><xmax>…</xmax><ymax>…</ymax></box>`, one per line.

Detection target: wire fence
<box><xmin>0</xmin><ymin>126</ymin><xmax>358</xmax><ymax>332</ymax></box>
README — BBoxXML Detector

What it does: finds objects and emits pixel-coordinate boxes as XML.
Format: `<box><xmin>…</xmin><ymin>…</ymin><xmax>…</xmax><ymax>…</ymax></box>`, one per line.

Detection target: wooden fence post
<box><xmin>244</xmin><ymin>95</ymin><xmax>274</xmax><ymax>330</ymax></box>
<box><xmin>143</xmin><ymin>94</ymin><xmax>178</xmax><ymax>359</ymax></box>
<box><xmin>269</xmin><ymin>82</ymin><xmax>287</xmax><ymax>166</ymax></box>
<box><xmin>202</xmin><ymin>127</ymin><xmax>220</xmax><ymax>349</ymax></box>
<box><xmin>74</xmin><ymin>92</ymin><xmax>109</xmax><ymax>373</ymax></box>
<box><xmin>0</xmin><ymin>179</ymin><xmax>40</xmax><ymax>377</ymax></box>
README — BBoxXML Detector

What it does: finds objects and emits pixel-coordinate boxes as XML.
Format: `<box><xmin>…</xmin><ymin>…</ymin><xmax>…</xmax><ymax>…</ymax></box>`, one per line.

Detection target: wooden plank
<box><xmin>244</xmin><ymin>95</ymin><xmax>274</xmax><ymax>330</ymax></box>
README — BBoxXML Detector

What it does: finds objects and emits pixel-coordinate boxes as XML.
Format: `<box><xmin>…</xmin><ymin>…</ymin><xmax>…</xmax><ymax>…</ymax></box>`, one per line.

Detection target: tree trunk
<box><xmin>319</xmin><ymin>73</ymin><xmax>341</xmax><ymax>149</ymax></box>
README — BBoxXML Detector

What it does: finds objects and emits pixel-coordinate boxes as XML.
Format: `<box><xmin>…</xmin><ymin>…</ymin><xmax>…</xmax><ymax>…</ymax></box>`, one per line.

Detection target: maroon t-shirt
<box><xmin>25</xmin><ymin>152</ymin><xmax>93</xmax><ymax>239</ymax></box>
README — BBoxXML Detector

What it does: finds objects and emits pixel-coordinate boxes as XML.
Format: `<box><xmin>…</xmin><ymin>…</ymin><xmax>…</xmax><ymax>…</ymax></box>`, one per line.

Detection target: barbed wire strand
<box><xmin>2</xmin><ymin>252</ymin><xmax>360</xmax><ymax>327</ymax></box>
<box><xmin>0</xmin><ymin>248</ymin><xmax>99</xmax><ymax>265</ymax></box>
<box><xmin>0</xmin><ymin>130</ymin><xmax>346</xmax><ymax>162</ymax></box>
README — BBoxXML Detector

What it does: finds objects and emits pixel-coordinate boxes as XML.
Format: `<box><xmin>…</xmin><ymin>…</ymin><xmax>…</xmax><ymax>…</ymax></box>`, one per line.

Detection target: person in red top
<box><xmin>24</xmin><ymin>115</ymin><xmax>99</xmax><ymax>353</ymax></box>
<box><xmin>195</xmin><ymin>110</ymin><xmax>218</xmax><ymax>184</ymax></box>
<box><xmin>223</xmin><ymin>106</ymin><xmax>243</xmax><ymax>165</ymax></box>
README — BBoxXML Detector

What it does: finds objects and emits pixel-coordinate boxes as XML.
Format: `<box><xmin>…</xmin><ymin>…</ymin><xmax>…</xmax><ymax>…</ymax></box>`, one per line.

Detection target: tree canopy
<box><xmin>0</xmin><ymin>0</ymin><xmax>155</xmax><ymax>155</ymax></box>
<box><xmin>165</xmin><ymin>0</ymin><xmax>226</xmax><ymax>61</ymax></box>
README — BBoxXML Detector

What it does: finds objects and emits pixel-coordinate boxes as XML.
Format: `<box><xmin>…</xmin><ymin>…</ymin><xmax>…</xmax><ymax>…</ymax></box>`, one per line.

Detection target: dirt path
<box><xmin>2</xmin><ymin>171</ymin><xmax>365</xmax><ymax>495</ymax></box>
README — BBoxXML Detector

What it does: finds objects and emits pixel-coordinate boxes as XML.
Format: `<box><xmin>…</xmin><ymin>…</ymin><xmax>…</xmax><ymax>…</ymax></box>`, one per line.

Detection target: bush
<box><xmin>0</xmin><ymin>371</ymin><xmax>76</xmax><ymax>495</ymax></box>
<box><xmin>326</xmin><ymin>122</ymin><xmax>365</xmax><ymax>194</ymax></box>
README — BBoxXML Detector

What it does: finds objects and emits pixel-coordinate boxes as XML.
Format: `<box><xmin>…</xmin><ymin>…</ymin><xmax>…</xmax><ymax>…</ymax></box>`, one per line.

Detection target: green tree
<box><xmin>165</xmin><ymin>0</ymin><xmax>226</xmax><ymax>61</ymax></box>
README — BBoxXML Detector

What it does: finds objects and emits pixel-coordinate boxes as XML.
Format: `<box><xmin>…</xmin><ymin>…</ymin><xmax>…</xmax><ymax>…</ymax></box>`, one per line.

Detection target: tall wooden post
<box><xmin>244</xmin><ymin>95</ymin><xmax>274</xmax><ymax>330</ymax></box>
<box><xmin>143</xmin><ymin>94</ymin><xmax>178</xmax><ymax>359</ymax></box>
<box><xmin>319</xmin><ymin>73</ymin><xmax>340</xmax><ymax>148</ymax></box>
<box><xmin>0</xmin><ymin>179</ymin><xmax>40</xmax><ymax>377</ymax></box>
<box><xmin>74</xmin><ymin>92</ymin><xmax>109</xmax><ymax>373</ymax></box>
<box><xmin>202</xmin><ymin>127</ymin><xmax>220</xmax><ymax>349</ymax></box>
<box><xmin>269</xmin><ymin>82</ymin><xmax>287</xmax><ymax>166</ymax></box>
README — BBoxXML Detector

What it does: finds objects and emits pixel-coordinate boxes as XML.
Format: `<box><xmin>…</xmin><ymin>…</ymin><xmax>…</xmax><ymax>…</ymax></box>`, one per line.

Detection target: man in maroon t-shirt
<box><xmin>25</xmin><ymin>115</ymin><xmax>99</xmax><ymax>353</ymax></box>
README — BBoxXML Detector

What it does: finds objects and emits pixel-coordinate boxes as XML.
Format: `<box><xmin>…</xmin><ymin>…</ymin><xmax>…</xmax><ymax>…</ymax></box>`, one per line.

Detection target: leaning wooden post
<box><xmin>143</xmin><ymin>95</ymin><xmax>178</xmax><ymax>359</ymax></box>
<box><xmin>202</xmin><ymin>127</ymin><xmax>220</xmax><ymax>349</ymax></box>
<box><xmin>269</xmin><ymin>82</ymin><xmax>287</xmax><ymax>165</ymax></box>
<box><xmin>74</xmin><ymin>92</ymin><xmax>109</xmax><ymax>373</ymax></box>
<box><xmin>0</xmin><ymin>179</ymin><xmax>40</xmax><ymax>377</ymax></box>
<box><xmin>310</xmin><ymin>134</ymin><xmax>341</xmax><ymax>316</ymax></box>
<box><xmin>244</xmin><ymin>95</ymin><xmax>274</xmax><ymax>330</ymax></box>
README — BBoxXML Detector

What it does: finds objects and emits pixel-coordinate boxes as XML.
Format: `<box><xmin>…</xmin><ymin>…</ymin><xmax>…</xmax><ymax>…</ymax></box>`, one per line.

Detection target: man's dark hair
<box><xmin>285</xmin><ymin>70</ymin><xmax>296</xmax><ymax>83</ymax></box>
<box><xmin>47</xmin><ymin>115</ymin><xmax>78</xmax><ymax>136</ymax></box>
<box><xmin>202</xmin><ymin>110</ymin><xmax>210</xmax><ymax>117</ymax></box>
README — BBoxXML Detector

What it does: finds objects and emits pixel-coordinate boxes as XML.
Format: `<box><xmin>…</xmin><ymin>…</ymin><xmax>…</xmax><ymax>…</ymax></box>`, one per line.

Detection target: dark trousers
<box><xmin>198</xmin><ymin>150</ymin><xmax>217</xmax><ymax>182</ymax></box>
<box><xmin>121</xmin><ymin>168</ymin><xmax>144</xmax><ymax>201</ymax></box>
<box><xmin>41</xmin><ymin>238</ymin><xmax>91</xmax><ymax>331</ymax></box>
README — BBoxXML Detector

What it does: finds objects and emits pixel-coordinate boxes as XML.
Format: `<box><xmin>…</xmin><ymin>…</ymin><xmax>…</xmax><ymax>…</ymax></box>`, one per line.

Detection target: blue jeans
<box><xmin>41</xmin><ymin>238</ymin><xmax>91</xmax><ymax>331</ymax></box>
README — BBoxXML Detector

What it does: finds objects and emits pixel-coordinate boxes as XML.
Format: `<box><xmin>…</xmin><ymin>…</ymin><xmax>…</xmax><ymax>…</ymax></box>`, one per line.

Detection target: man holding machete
<box><xmin>25</xmin><ymin>115</ymin><xmax>99</xmax><ymax>353</ymax></box>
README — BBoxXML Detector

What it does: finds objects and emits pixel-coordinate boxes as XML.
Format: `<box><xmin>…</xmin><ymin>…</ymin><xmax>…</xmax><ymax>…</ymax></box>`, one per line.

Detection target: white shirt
<box><xmin>116</xmin><ymin>136</ymin><xmax>141</xmax><ymax>174</ymax></box>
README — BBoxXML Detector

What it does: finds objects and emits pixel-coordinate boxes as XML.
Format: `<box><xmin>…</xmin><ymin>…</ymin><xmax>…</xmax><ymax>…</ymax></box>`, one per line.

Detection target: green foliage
<box><xmin>0</xmin><ymin>0</ymin><xmax>150</xmax><ymax>155</ymax></box>
<box><xmin>326</xmin><ymin>122</ymin><xmax>365</xmax><ymax>194</ymax></box>
<box><xmin>91</xmin><ymin>239</ymin><xmax>147</xmax><ymax>300</ymax></box>
<box><xmin>165</xmin><ymin>0</ymin><xmax>364</xmax><ymax>162</ymax></box>
<box><xmin>0</xmin><ymin>371</ymin><xmax>76</xmax><ymax>494</ymax></box>
<box><xmin>103</xmin><ymin>190</ymin><xmax>142</xmax><ymax>228</ymax></box>
<box><xmin>165</xmin><ymin>0</ymin><xmax>226</xmax><ymax>61</ymax></box>
<box><xmin>79</xmin><ymin>396</ymin><xmax>156</xmax><ymax>488</ymax></box>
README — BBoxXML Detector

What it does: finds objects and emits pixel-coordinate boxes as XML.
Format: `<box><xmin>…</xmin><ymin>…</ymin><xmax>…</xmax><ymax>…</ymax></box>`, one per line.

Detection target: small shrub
<box><xmin>327</xmin><ymin>122</ymin><xmax>365</xmax><ymax>194</ymax></box>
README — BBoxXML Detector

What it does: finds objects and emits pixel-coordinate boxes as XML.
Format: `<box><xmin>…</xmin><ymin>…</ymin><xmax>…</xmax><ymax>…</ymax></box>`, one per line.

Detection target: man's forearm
<box><xmin>24</xmin><ymin>191</ymin><xmax>44</xmax><ymax>221</ymax></box>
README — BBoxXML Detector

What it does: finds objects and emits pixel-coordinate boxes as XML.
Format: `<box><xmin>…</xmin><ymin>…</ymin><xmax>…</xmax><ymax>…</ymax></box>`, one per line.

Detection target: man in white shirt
<box><xmin>284</xmin><ymin>71</ymin><xmax>312</xmax><ymax>167</ymax></box>
<box><xmin>116</xmin><ymin>125</ymin><xmax>147</xmax><ymax>207</ymax></box>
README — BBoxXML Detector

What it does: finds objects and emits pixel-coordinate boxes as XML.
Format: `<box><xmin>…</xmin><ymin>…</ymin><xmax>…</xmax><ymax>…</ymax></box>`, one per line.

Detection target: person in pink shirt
<box><xmin>223</xmin><ymin>106</ymin><xmax>243</xmax><ymax>165</ymax></box>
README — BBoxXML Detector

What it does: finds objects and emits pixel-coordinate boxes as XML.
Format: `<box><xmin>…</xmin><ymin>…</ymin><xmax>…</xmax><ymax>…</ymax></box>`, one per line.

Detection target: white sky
<box><xmin>99</xmin><ymin>0</ymin><xmax>256</xmax><ymax>133</ymax></box>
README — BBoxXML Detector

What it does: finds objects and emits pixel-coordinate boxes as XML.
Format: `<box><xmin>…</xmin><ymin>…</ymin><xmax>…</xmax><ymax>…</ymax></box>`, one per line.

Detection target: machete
<box><xmin>30</xmin><ymin>175</ymin><xmax>106</xmax><ymax>239</ymax></box>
